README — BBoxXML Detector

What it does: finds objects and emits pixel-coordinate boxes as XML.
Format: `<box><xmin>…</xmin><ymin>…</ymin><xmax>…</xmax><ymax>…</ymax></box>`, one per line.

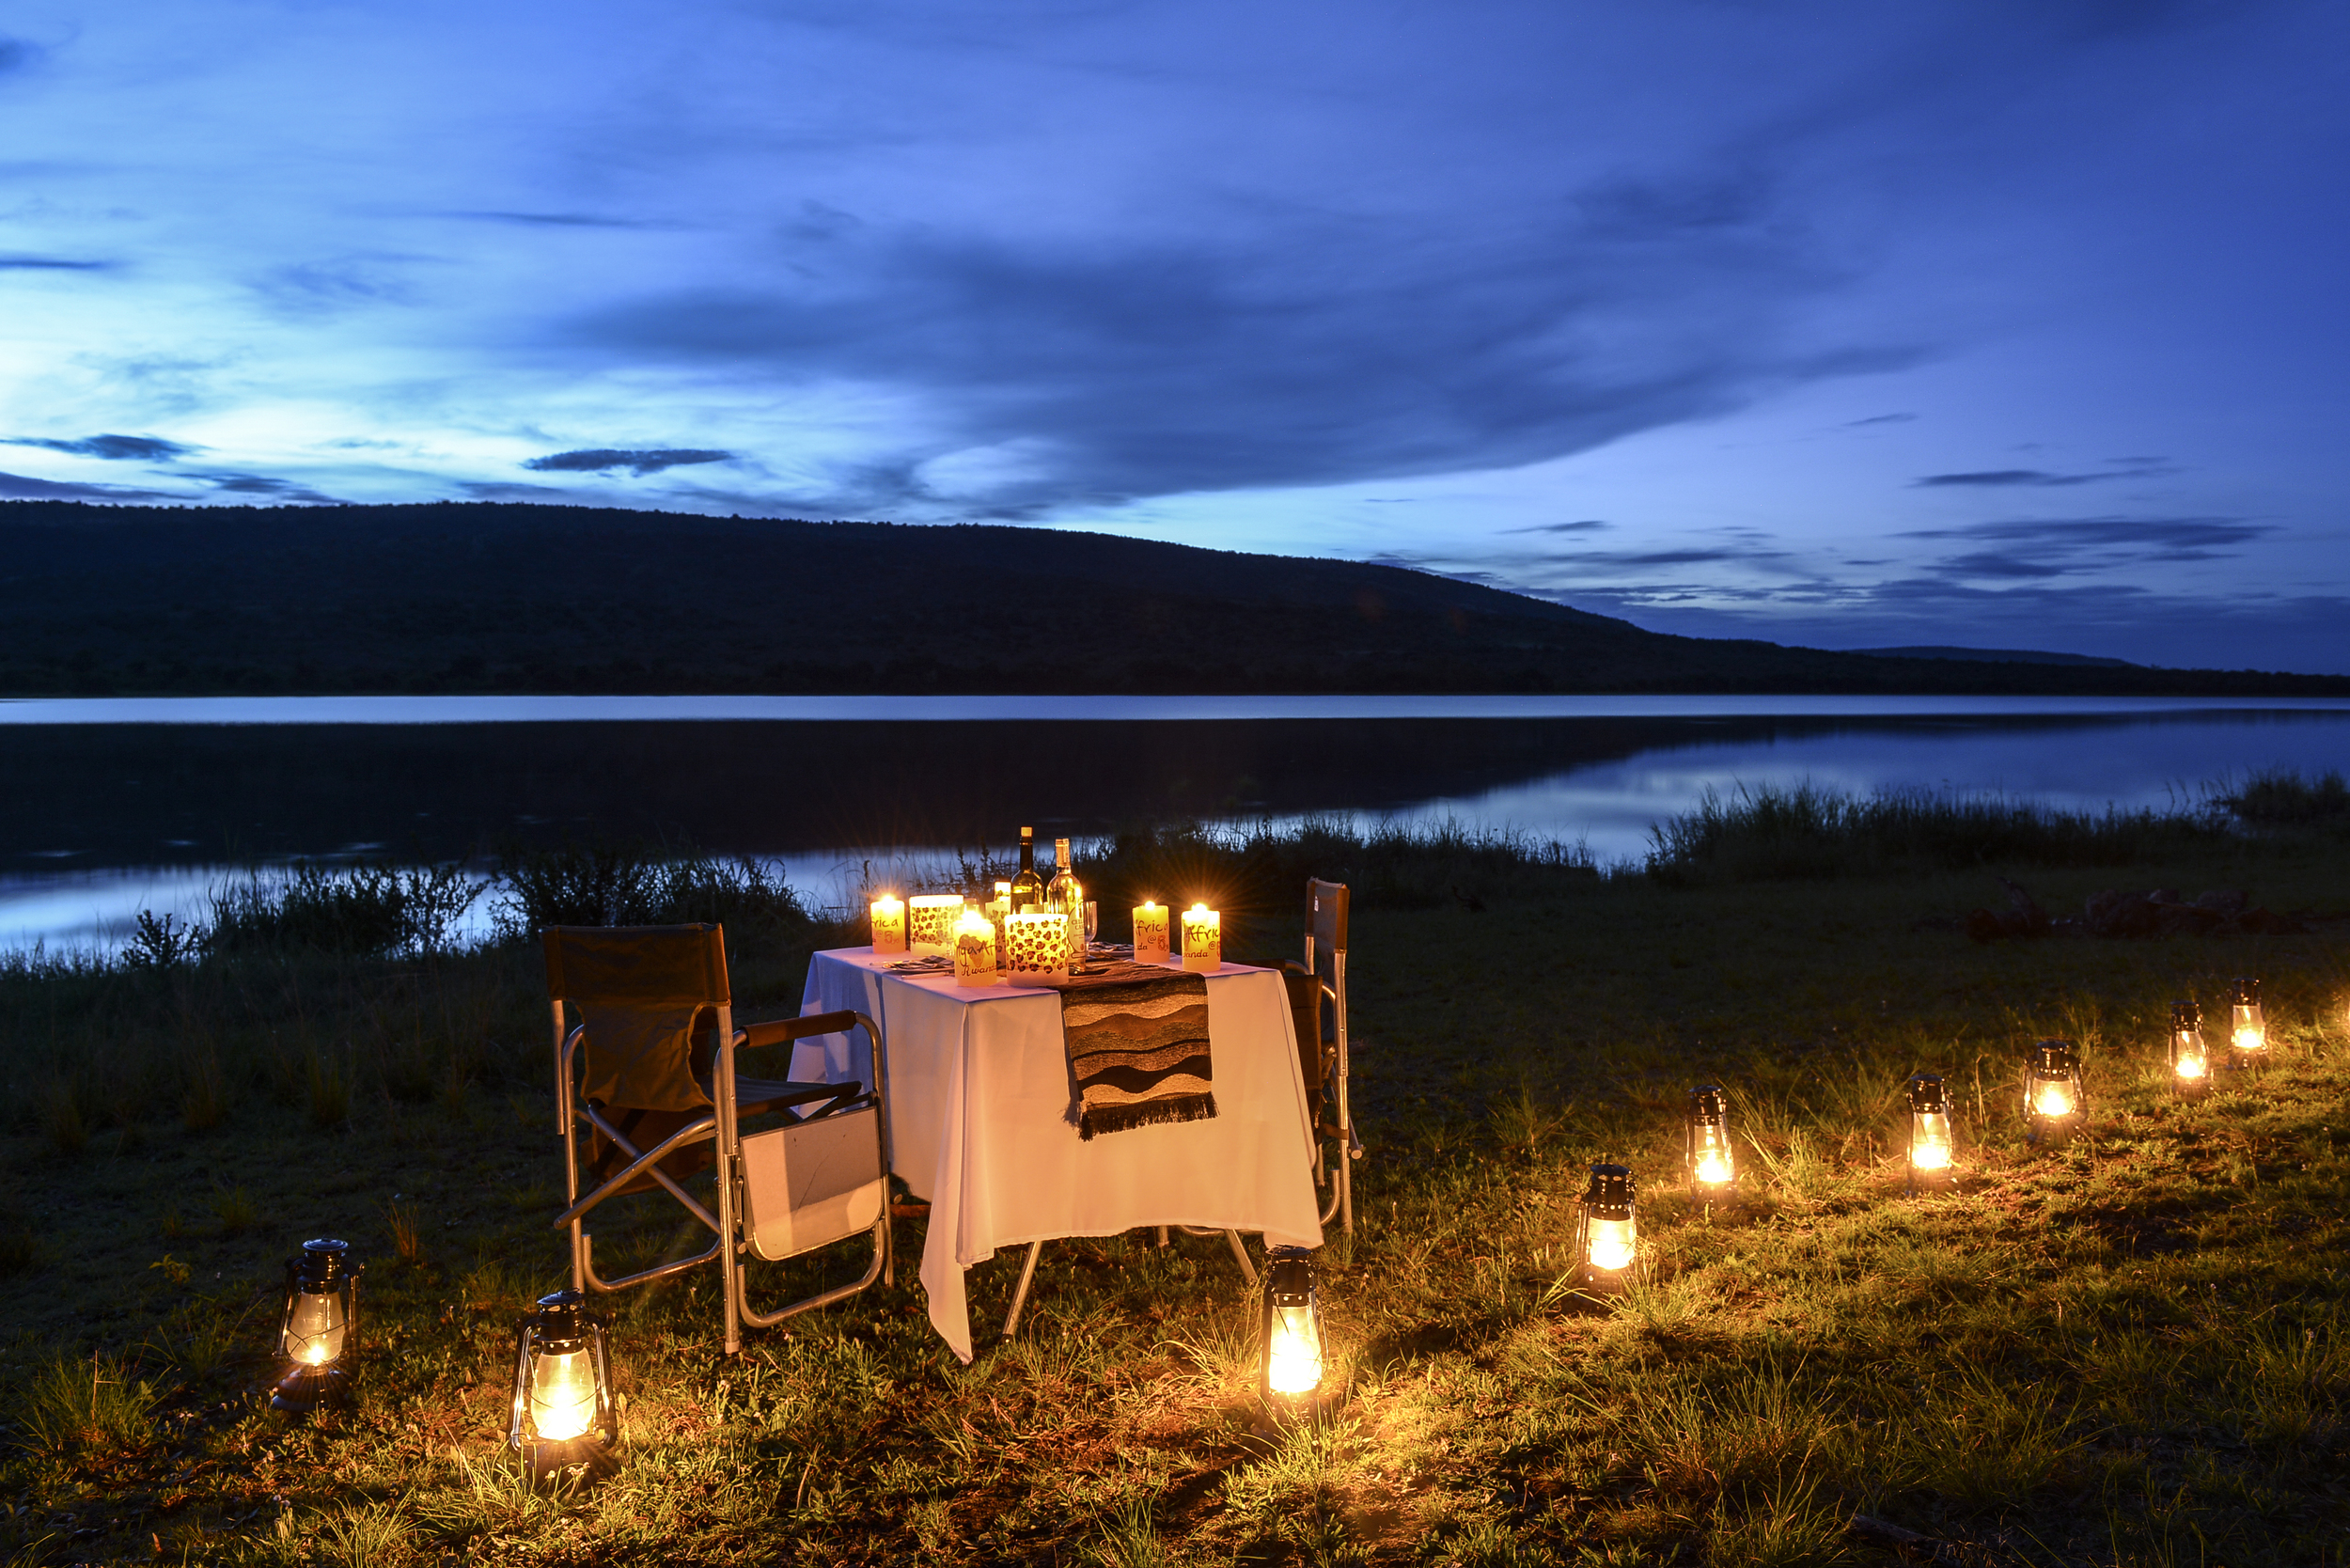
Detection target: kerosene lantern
<box><xmin>273</xmin><ymin>1238</ymin><xmax>359</xmax><ymax>1412</ymax></box>
<box><xmin>1574</xmin><ymin>1165</ymin><xmax>1637</xmax><ymax>1293</ymax></box>
<box><xmin>2229</xmin><ymin>978</ymin><xmax>2267</xmax><ymax>1067</ymax></box>
<box><xmin>1258</xmin><ymin>1247</ymin><xmax>1325</xmax><ymax>1408</ymax></box>
<box><xmin>1904</xmin><ymin>1074</ymin><xmax>1955</xmax><ymax>1194</ymax></box>
<box><xmin>508</xmin><ymin>1290</ymin><xmax>619</xmax><ymax>1475</ymax></box>
<box><xmin>2169</xmin><ymin>1000</ymin><xmax>2210</xmax><ymax>1096</ymax></box>
<box><xmin>2023</xmin><ymin>1041</ymin><xmax>2085</xmax><ymax>1145</ymax></box>
<box><xmin>1684</xmin><ymin>1086</ymin><xmax>1735</xmax><ymax>1195</ymax></box>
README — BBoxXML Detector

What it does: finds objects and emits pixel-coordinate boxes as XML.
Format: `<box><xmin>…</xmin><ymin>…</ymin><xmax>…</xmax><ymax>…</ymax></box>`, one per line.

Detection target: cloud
<box><xmin>1912</xmin><ymin>463</ymin><xmax>2172</xmax><ymax>487</ymax></box>
<box><xmin>1500</xmin><ymin>520</ymin><xmax>1612</xmax><ymax>535</ymax></box>
<box><xmin>1846</xmin><ymin>413</ymin><xmax>1917</xmax><ymax>426</ymax></box>
<box><xmin>557</xmin><ymin>158</ymin><xmax>1922</xmax><ymax>514</ymax></box>
<box><xmin>184</xmin><ymin>472</ymin><xmax>345</xmax><ymax>503</ymax></box>
<box><xmin>0</xmin><ymin>256</ymin><xmax>114</xmax><ymax>271</ymax></box>
<box><xmin>1897</xmin><ymin>515</ymin><xmax>2268</xmax><ymax>570</ymax></box>
<box><xmin>0</xmin><ymin>470</ymin><xmax>190</xmax><ymax>502</ymax></box>
<box><xmin>0</xmin><ymin>36</ymin><xmax>39</xmax><ymax>73</ymax></box>
<box><xmin>5</xmin><ymin>433</ymin><xmax>194</xmax><ymax>462</ymax></box>
<box><xmin>440</xmin><ymin>210</ymin><xmax>679</xmax><ymax>229</ymax></box>
<box><xmin>523</xmin><ymin>447</ymin><xmax>735</xmax><ymax>477</ymax></box>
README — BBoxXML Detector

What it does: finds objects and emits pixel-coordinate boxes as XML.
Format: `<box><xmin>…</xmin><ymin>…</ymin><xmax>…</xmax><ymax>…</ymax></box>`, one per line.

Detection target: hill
<box><xmin>2</xmin><ymin>500</ymin><xmax>2342</xmax><ymax>696</ymax></box>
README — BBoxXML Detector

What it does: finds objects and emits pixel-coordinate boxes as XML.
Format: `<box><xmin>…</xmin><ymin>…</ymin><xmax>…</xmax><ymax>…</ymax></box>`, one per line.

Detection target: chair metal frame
<box><xmin>1303</xmin><ymin>878</ymin><xmax>1359</xmax><ymax>1237</ymax></box>
<box><xmin>546</xmin><ymin>925</ymin><xmax>893</xmax><ymax>1356</ymax></box>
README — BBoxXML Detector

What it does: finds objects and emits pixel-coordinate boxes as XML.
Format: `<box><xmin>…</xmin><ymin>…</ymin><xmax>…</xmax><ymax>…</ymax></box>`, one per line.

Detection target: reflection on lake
<box><xmin>6</xmin><ymin>698</ymin><xmax>2349</xmax><ymax>952</ymax></box>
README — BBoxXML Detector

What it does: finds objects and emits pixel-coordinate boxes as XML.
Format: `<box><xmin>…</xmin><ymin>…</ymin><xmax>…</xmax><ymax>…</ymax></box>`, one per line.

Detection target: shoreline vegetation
<box><xmin>7</xmin><ymin>500</ymin><xmax>2350</xmax><ymax>698</ymax></box>
<box><xmin>3</xmin><ymin>774</ymin><xmax>2347</xmax><ymax>1562</ymax></box>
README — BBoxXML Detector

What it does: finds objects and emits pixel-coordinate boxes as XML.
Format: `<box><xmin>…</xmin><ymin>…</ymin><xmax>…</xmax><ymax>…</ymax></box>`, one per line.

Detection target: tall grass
<box><xmin>1644</xmin><ymin>781</ymin><xmax>2230</xmax><ymax>883</ymax></box>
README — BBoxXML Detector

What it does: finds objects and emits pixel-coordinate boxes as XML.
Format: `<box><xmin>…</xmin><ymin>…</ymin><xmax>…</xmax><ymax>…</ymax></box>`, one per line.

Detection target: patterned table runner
<box><xmin>1051</xmin><ymin>962</ymin><xmax>1214</xmax><ymax>1139</ymax></box>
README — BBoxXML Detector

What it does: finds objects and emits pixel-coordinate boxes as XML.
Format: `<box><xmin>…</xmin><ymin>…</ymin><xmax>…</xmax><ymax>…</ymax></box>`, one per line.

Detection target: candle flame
<box><xmin>1909</xmin><ymin>1141</ymin><xmax>1951</xmax><ymax>1170</ymax></box>
<box><xmin>1190</xmin><ymin>902</ymin><xmax>1210</xmax><ymax>914</ymax></box>
<box><xmin>2175</xmin><ymin>1056</ymin><xmax>2207</xmax><ymax>1079</ymax></box>
<box><xmin>2232</xmin><ymin>1027</ymin><xmax>2265</xmax><ymax>1052</ymax></box>
<box><xmin>1693</xmin><ymin>1152</ymin><xmax>1732</xmax><ymax>1186</ymax></box>
<box><xmin>2033</xmin><ymin>1083</ymin><xmax>2076</xmax><ymax>1118</ymax></box>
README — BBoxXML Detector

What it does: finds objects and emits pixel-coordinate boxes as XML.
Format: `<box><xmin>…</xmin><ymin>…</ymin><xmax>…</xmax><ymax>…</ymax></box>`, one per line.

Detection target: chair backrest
<box><xmin>543</xmin><ymin>924</ymin><xmax>730</xmax><ymax>1114</ymax></box>
<box><xmin>1306</xmin><ymin>879</ymin><xmax>1348</xmax><ymax>975</ymax></box>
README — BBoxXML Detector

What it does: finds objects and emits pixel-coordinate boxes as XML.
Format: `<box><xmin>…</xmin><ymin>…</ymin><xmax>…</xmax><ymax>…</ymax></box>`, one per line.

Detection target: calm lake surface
<box><xmin>7</xmin><ymin>694</ymin><xmax>2349</xmax><ymax>952</ymax></box>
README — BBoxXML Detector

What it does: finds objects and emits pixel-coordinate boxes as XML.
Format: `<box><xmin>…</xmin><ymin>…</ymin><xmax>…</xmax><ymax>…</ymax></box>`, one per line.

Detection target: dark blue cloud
<box><xmin>0</xmin><ymin>470</ymin><xmax>188</xmax><ymax>502</ymax></box>
<box><xmin>5</xmin><ymin>433</ymin><xmax>194</xmax><ymax>461</ymax></box>
<box><xmin>1898</xmin><ymin>516</ymin><xmax>2268</xmax><ymax>569</ymax></box>
<box><xmin>0</xmin><ymin>36</ymin><xmax>38</xmax><ymax>74</ymax></box>
<box><xmin>0</xmin><ymin>256</ymin><xmax>114</xmax><ymax>271</ymax></box>
<box><xmin>560</xmin><ymin>166</ymin><xmax>1921</xmax><ymax>512</ymax></box>
<box><xmin>523</xmin><ymin>448</ymin><xmax>734</xmax><ymax>477</ymax></box>
<box><xmin>441</xmin><ymin>210</ymin><xmax>679</xmax><ymax>229</ymax></box>
<box><xmin>1913</xmin><ymin>464</ymin><xmax>2172</xmax><ymax>487</ymax></box>
<box><xmin>1501</xmin><ymin>520</ymin><xmax>1613</xmax><ymax>535</ymax></box>
<box><xmin>186</xmin><ymin>472</ymin><xmax>344</xmax><ymax>503</ymax></box>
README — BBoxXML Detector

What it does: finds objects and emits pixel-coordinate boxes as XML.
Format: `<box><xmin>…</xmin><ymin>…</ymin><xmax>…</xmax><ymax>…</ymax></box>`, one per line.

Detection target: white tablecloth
<box><xmin>794</xmin><ymin>949</ymin><xmax>1324</xmax><ymax>1360</ymax></box>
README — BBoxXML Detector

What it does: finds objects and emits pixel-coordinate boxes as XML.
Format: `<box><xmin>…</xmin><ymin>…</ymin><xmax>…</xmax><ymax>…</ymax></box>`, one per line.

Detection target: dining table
<box><xmin>791</xmin><ymin>947</ymin><xmax>1325</xmax><ymax>1361</ymax></box>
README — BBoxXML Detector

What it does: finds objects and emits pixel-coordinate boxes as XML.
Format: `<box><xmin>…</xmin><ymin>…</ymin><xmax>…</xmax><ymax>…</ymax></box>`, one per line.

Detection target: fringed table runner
<box><xmin>1053</xmin><ymin>962</ymin><xmax>1215</xmax><ymax>1139</ymax></box>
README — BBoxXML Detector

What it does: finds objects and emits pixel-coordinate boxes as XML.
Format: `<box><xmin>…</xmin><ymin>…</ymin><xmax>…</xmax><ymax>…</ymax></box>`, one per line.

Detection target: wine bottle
<box><xmin>1010</xmin><ymin>826</ymin><xmax>1044</xmax><ymax>914</ymax></box>
<box><xmin>1045</xmin><ymin>837</ymin><xmax>1080</xmax><ymax>960</ymax></box>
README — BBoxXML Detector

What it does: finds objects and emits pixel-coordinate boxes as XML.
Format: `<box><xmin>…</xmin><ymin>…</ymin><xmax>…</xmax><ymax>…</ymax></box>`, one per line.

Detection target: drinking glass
<box><xmin>1084</xmin><ymin>901</ymin><xmax>1099</xmax><ymax>952</ymax></box>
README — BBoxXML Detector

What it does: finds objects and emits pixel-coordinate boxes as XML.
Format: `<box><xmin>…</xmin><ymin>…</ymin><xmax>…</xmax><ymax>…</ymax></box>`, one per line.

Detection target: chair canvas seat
<box><xmin>742</xmin><ymin>1105</ymin><xmax>886</xmax><ymax>1262</ymax></box>
<box><xmin>544</xmin><ymin>922</ymin><xmax>893</xmax><ymax>1354</ymax></box>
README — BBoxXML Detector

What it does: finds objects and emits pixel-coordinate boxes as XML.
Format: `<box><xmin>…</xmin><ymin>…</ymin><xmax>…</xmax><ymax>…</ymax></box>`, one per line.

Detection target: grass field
<box><xmin>2</xmin><ymin>798</ymin><xmax>2347</xmax><ymax>1565</ymax></box>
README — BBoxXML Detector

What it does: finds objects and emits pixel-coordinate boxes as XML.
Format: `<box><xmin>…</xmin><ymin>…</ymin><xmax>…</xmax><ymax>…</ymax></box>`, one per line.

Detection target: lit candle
<box><xmin>908</xmin><ymin>894</ymin><xmax>962</xmax><ymax>957</ymax></box>
<box><xmin>1133</xmin><ymin>901</ymin><xmax>1170</xmax><ymax>964</ymax></box>
<box><xmin>1004</xmin><ymin>909</ymin><xmax>1070</xmax><ymax>980</ymax></box>
<box><xmin>953</xmin><ymin>905</ymin><xmax>999</xmax><ymax>986</ymax></box>
<box><xmin>2170</xmin><ymin>1000</ymin><xmax>2209</xmax><ymax>1091</ymax></box>
<box><xmin>1181</xmin><ymin>903</ymin><xmax>1221</xmax><ymax>972</ymax></box>
<box><xmin>869</xmin><ymin>894</ymin><xmax>906</xmax><ymax>954</ymax></box>
<box><xmin>987</xmin><ymin>882</ymin><xmax>1011</xmax><ymax>959</ymax></box>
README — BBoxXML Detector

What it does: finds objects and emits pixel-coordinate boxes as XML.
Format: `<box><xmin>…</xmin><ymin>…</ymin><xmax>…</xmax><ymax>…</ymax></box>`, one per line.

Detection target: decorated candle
<box><xmin>870</xmin><ymin>894</ymin><xmax>907</xmax><ymax>954</ymax></box>
<box><xmin>909</xmin><ymin>895</ymin><xmax>963</xmax><ymax>957</ymax></box>
<box><xmin>1181</xmin><ymin>903</ymin><xmax>1221</xmax><ymax>972</ymax></box>
<box><xmin>987</xmin><ymin>882</ymin><xmax>1012</xmax><ymax>956</ymax></box>
<box><xmin>1133</xmin><ymin>901</ymin><xmax>1170</xmax><ymax>964</ymax></box>
<box><xmin>953</xmin><ymin>905</ymin><xmax>999</xmax><ymax>986</ymax></box>
<box><xmin>1005</xmin><ymin>909</ymin><xmax>1070</xmax><ymax>980</ymax></box>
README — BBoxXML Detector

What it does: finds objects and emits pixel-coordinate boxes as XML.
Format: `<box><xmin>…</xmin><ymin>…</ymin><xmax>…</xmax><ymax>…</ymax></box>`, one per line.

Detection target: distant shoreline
<box><xmin>8</xmin><ymin>693</ymin><xmax>2350</xmax><ymax>725</ymax></box>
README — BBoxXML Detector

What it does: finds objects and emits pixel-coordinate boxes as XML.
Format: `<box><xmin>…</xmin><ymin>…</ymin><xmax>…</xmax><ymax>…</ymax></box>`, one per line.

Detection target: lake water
<box><xmin>7</xmin><ymin>694</ymin><xmax>2349</xmax><ymax>953</ymax></box>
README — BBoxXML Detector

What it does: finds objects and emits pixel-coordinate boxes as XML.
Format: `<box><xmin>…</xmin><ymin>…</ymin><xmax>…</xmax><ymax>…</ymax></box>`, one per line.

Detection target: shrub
<box><xmin>1643</xmin><ymin>782</ymin><xmax>2227</xmax><ymax>884</ymax></box>
<box><xmin>206</xmin><ymin>862</ymin><xmax>479</xmax><ymax>958</ymax></box>
<box><xmin>2219</xmin><ymin>766</ymin><xmax>2350</xmax><ymax>827</ymax></box>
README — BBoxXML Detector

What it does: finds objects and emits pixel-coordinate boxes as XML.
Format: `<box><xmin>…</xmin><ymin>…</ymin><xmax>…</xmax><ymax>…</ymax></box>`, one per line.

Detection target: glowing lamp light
<box><xmin>1905</xmin><ymin>1074</ymin><xmax>1955</xmax><ymax>1194</ymax></box>
<box><xmin>1574</xmin><ymin>1164</ymin><xmax>1637</xmax><ymax>1292</ymax></box>
<box><xmin>869</xmin><ymin>894</ymin><xmax>906</xmax><ymax>954</ymax></box>
<box><xmin>1132</xmin><ymin>900</ymin><xmax>1170</xmax><ymax>964</ymax></box>
<box><xmin>2024</xmin><ymin>1040</ymin><xmax>2086</xmax><ymax>1145</ymax></box>
<box><xmin>1259</xmin><ymin>1247</ymin><xmax>1325</xmax><ymax>1405</ymax></box>
<box><xmin>2230</xmin><ymin>978</ymin><xmax>2267</xmax><ymax>1061</ymax></box>
<box><xmin>2169</xmin><ymin>1000</ymin><xmax>2210</xmax><ymax>1093</ymax></box>
<box><xmin>272</xmin><ymin>1237</ymin><xmax>358</xmax><ymax>1412</ymax></box>
<box><xmin>1181</xmin><ymin>903</ymin><xmax>1222</xmax><ymax>972</ymax></box>
<box><xmin>509</xmin><ymin>1290</ymin><xmax>619</xmax><ymax>1475</ymax></box>
<box><xmin>1684</xmin><ymin>1085</ymin><xmax>1735</xmax><ymax>1193</ymax></box>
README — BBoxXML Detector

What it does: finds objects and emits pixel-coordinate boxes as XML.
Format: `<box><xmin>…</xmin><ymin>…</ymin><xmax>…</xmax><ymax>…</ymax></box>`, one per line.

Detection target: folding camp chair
<box><xmin>543</xmin><ymin>924</ymin><xmax>893</xmax><ymax>1356</ymax></box>
<box><xmin>1284</xmin><ymin>878</ymin><xmax>1359</xmax><ymax>1236</ymax></box>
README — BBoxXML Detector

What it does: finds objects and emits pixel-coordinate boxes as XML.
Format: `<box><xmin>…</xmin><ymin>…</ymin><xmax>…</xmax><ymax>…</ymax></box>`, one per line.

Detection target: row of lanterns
<box><xmin>259</xmin><ymin>979</ymin><xmax>2286</xmax><ymax>1447</ymax></box>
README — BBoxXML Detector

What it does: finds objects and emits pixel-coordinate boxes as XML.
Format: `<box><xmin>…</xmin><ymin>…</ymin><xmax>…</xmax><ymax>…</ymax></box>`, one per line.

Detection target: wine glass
<box><xmin>1084</xmin><ymin>900</ymin><xmax>1099</xmax><ymax>954</ymax></box>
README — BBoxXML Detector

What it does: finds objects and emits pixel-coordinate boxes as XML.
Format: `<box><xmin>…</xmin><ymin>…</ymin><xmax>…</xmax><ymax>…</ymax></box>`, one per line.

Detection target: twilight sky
<box><xmin>4</xmin><ymin>1</ymin><xmax>2347</xmax><ymax>670</ymax></box>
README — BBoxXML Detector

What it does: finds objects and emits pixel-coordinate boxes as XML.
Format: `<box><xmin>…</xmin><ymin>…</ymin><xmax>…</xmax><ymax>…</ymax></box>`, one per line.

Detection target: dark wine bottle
<box><xmin>1010</xmin><ymin>825</ymin><xmax>1044</xmax><ymax>914</ymax></box>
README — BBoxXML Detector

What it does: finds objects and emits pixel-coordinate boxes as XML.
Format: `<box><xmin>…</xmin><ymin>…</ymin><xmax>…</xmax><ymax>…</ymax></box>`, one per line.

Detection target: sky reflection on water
<box><xmin>6</xmin><ymin>702</ymin><xmax>2348</xmax><ymax>953</ymax></box>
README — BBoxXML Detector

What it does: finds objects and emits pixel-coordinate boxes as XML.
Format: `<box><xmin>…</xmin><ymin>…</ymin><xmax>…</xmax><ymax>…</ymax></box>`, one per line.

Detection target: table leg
<box><xmin>1001</xmin><ymin>1240</ymin><xmax>1044</xmax><ymax>1340</ymax></box>
<box><xmin>1224</xmin><ymin>1230</ymin><xmax>1258</xmax><ymax>1286</ymax></box>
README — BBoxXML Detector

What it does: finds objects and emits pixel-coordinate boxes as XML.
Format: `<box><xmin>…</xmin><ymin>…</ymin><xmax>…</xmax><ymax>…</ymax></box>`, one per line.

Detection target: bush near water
<box><xmin>1</xmin><ymin>777</ymin><xmax>2346</xmax><ymax>1563</ymax></box>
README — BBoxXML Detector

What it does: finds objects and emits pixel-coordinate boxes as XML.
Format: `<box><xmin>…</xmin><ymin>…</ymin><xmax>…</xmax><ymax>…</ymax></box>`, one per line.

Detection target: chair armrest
<box><xmin>736</xmin><ymin>1011</ymin><xmax>864</xmax><ymax>1051</ymax></box>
